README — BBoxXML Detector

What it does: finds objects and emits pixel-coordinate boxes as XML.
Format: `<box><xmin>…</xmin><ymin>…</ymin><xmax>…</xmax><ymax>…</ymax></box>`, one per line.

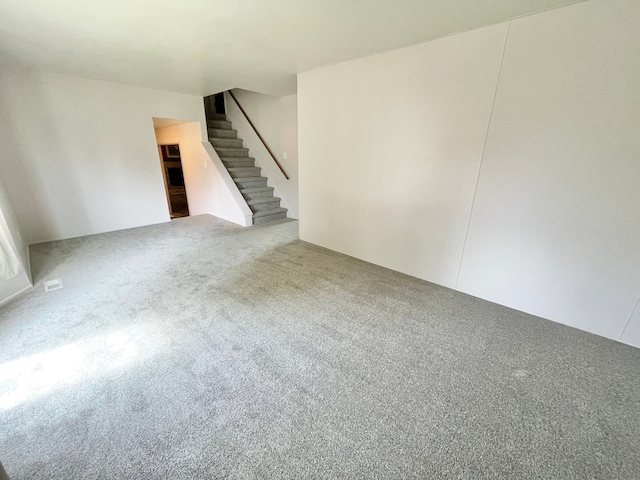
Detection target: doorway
<box><xmin>159</xmin><ymin>144</ymin><xmax>189</xmax><ymax>218</ymax></box>
<box><xmin>203</xmin><ymin>92</ymin><xmax>226</xmax><ymax>127</ymax></box>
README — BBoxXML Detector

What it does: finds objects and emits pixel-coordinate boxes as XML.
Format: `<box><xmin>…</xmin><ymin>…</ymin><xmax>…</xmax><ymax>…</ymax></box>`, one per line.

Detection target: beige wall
<box><xmin>298</xmin><ymin>0</ymin><xmax>640</xmax><ymax>346</ymax></box>
<box><xmin>154</xmin><ymin>123</ymin><xmax>249</xmax><ymax>226</ymax></box>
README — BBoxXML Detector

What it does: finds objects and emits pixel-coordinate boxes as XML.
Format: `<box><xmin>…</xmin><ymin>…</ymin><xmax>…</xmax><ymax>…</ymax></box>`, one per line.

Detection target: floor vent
<box><xmin>44</xmin><ymin>279</ymin><xmax>63</xmax><ymax>292</ymax></box>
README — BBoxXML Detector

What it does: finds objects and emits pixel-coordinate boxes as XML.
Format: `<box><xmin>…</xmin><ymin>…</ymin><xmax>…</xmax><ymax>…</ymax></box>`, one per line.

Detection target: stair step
<box><xmin>251</xmin><ymin>203</ymin><xmax>282</xmax><ymax>213</ymax></box>
<box><xmin>253</xmin><ymin>208</ymin><xmax>288</xmax><ymax>225</ymax></box>
<box><xmin>220</xmin><ymin>155</ymin><xmax>254</xmax><ymax>162</ymax></box>
<box><xmin>228</xmin><ymin>167</ymin><xmax>261</xmax><ymax>178</ymax></box>
<box><xmin>214</xmin><ymin>147</ymin><xmax>249</xmax><ymax>157</ymax></box>
<box><xmin>209</xmin><ymin>113</ymin><xmax>226</xmax><ymax>121</ymax></box>
<box><xmin>247</xmin><ymin>195</ymin><xmax>280</xmax><ymax>205</ymax></box>
<box><xmin>208</xmin><ymin>129</ymin><xmax>237</xmax><ymax>139</ymax></box>
<box><xmin>233</xmin><ymin>176</ymin><xmax>268</xmax><ymax>188</ymax></box>
<box><xmin>240</xmin><ymin>186</ymin><xmax>274</xmax><ymax>200</ymax></box>
<box><xmin>254</xmin><ymin>212</ymin><xmax>288</xmax><ymax>225</ymax></box>
<box><xmin>253</xmin><ymin>206</ymin><xmax>287</xmax><ymax>218</ymax></box>
<box><xmin>247</xmin><ymin>197</ymin><xmax>281</xmax><ymax>212</ymax></box>
<box><xmin>209</xmin><ymin>120</ymin><xmax>232</xmax><ymax>129</ymax></box>
<box><xmin>222</xmin><ymin>158</ymin><xmax>255</xmax><ymax>168</ymax></box>
<box><xmin>210</xmin><ymin>138</ymin><xmax>243</xmax><ymax>148</ymax></box>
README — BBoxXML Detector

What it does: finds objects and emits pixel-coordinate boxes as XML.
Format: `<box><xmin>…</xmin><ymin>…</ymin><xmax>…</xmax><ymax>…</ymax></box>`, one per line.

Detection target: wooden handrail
<box><xmin>227</xmin><ymin>90</ymin><xmax>289</xmax><ymax>180</ymax></box>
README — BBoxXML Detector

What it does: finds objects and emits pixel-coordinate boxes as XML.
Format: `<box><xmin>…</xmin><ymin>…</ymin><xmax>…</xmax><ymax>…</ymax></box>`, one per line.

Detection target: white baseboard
<box><xmin>0</xmin><ymin>284</ymin><xmax>33</xmax><ymax>308</ymax></box>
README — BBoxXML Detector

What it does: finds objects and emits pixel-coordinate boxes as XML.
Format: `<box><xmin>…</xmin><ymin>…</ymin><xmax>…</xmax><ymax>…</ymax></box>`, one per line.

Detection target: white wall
<box><xmin>456</xmin><ymin>0</ymin><xmax>640</xmax><ymax>342</ymax></box>
<box><xmin>0</xmin><ymin>65</ymin><xmax>210</xmax><ymax>244</ymax></box>
<box><xmin>298</xmin><ymin>0</ymin><xmax>640</xmax><ymax>346</ymax></box>
<box><xmin>154</xmin><ymin>123</ymin><xmax>251</xmax><ymax>226</ymax></box>
<box><xmin>230</xmin><ymin>89</ymin><xmax>299</xmax><ymax>218</ymax></box>
<box><xmin>0</xmin><ymin>178</ymin><xmax>31</xmax><ymax>304</ymax></box>
<box><xmin>299</xmin><ymin>23</ymin><xmax>508</xmax><ymax>287</ymax></box>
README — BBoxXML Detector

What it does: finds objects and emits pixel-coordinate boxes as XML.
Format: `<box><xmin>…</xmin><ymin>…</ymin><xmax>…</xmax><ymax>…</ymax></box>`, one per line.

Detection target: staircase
<box><xmin>208</xmin><ymin>113</ymin><xmax>288</xmax><ymax>225</ymax></box>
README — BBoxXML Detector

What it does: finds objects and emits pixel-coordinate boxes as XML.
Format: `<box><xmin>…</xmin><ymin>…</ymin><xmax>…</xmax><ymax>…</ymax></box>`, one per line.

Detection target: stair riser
<box><xmin>216</xmin><ymin>150</ymin><xmax>249</xmax><ymax>157</ymax></box>
<box><xmin>242</xmin><ymin>190</ymin><xmax>274</xmax><ymax>200</ymax></box>
<box><xmin>222</xmin><ymin>160</ymin><xmax>255</xmax><ymax>168</ymax></box>
<box><xmin>209</xmin><ymin>120</ymin><xmax>232</xmax><ymax>129</ymax></box>
<box><xmin>229</xmin><ymin>170</ymin><xmax>261</xmax><ymax>178</ymax></box>
<box><xmin>253</xmin><ymin>212</ymin><xmax>287</xmax><ymax>225</ymax></box>
<box><xmin>211</xmin><ymin>139</ymin><xmax>244</xmax><ymax>148</ymax></box>
<box><xmin>249</xmin><ymin>200</ymin><xmax>281</xmax><ymax>212</ymax></box>
<box><xmin>235</xmin><ymin>179</ymin><xmax>268</xmax><ymax>188</ymax></box>
<box><xmin>208</xmin><ymin>130</ymin><xmax>237</xmax><ymax>139</ymax></box>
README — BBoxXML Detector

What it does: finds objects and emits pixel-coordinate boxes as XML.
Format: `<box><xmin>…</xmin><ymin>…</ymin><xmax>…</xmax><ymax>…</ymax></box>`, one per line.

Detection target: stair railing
<box><xmin>227</xmin><ymin>90</ymin><xmax>289</xmax><ymax>180</ymax></box>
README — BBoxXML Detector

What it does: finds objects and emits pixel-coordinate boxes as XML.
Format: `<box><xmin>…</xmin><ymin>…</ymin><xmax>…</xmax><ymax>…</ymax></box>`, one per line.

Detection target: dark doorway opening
<box><xmin>204</xmin><ymin>92</ymin><xmax>226</xmax><ymax>128</ymax></box>
<box><xmin>160</xmin><ymin>144</ymin><xmax>189</xmax><ymax>218</ymax></box>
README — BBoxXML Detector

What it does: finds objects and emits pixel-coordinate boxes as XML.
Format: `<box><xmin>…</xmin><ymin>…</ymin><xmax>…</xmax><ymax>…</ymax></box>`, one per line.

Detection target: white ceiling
<box><xmin>0</xmin><ymin>0</ymin><xmax>587</xmax><ymax>97</ymax></box>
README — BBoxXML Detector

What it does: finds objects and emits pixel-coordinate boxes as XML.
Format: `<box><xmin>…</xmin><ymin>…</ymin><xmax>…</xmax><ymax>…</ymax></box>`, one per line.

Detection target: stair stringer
<box><xmin>223</xmin><ymin>91</ymin><xmax>294</xmax><ymax>219</ymax></box>
<box><xmin>201</xmin><ymin>142</ymin><xmax>254</xmax><ymax>227</ymax></box>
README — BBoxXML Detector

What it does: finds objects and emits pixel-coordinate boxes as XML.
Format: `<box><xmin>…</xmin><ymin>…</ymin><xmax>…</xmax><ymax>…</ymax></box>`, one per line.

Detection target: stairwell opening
<box><xmin>203</xmin><ymin>91</ymin><xmax>288</xmax><ymax>225</ymax></box>
<box><xmin>204</xmin><ymin>93</ymin><xmax>225</xmax><ymax>126</ymax></box>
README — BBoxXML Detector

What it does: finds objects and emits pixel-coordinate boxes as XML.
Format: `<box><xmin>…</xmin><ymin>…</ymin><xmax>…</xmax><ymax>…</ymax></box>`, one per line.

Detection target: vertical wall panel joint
<box><xmin>454</xmin><ymin>21</ymin><xmax>511</xmax><ymax>290</ymax></box>
<box><xmin>619</xmin><ymin>290</ymin><xmax>640</xmax><ymax>340</ymax></box>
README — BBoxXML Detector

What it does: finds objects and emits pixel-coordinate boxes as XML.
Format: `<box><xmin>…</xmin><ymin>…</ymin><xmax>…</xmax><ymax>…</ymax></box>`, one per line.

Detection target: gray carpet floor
<box><xmin>0</xmin><ymin>214</ymin><xmax>639</xmax><ymax>479</ymax></box>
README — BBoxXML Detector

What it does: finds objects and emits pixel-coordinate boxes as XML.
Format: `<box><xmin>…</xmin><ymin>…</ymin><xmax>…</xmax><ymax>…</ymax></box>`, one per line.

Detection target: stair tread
<box><xmin>222</xmin><ymin>160</ymin><xmax>255</xmax><ymax>167</ymax></box>
<box><xmin>247</xmin><ymin>196</ymin><xmax>281</xmax><ymax>205</ymax></box>
<box><xmin>228</xmin><ymin>167</ymin><xmax>260</xmax><ymax>172</ymax></box>
<box><xmin>215</xmin><ymin>149</ymin><xmax>249</xmax><ymax>157</ymax></box>
<box><xmin>209</xmin><ymin>120</ymin><xmax>232</xmax><ymax>128</ymax></box>
<box><xmin>211</xmin><ymin>139</ymin><xmax>243</xmax><ymax>145</ymax></box>
<box><xmin>253</xmin><ymin>207</ymin><xmax>287</xmax><ymax>218</ymax></box>
<box><xmin>208</xmin><ymin>131</ymin><xmax>237</xmax><ymax>138</ymax></box>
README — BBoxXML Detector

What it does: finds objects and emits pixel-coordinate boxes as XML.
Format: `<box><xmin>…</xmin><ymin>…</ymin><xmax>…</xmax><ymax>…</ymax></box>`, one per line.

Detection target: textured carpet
<box><xmin>0</xmin><ymin>214</ymin><xmax>639</xmax><ymax>479</ymax></box>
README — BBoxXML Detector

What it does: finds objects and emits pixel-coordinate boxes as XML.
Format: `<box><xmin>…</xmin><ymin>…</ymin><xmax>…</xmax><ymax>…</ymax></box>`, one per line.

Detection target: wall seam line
<box><xmin>454</xmin><ymin>21</ymin><xmax>510</xmax><ymax>290</ymax></box>
<box><xmin>619</xmin><ymin>290</ymin><xmax>640</xmax><ymax>341</ymax></box>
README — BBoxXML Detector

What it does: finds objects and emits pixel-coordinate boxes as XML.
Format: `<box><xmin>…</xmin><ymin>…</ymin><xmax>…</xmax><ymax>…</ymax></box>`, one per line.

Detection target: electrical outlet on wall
<box><xmin>283</xmin><ymin>152</ymin><xmax>288</xmax><ymax>160</ymax></box>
